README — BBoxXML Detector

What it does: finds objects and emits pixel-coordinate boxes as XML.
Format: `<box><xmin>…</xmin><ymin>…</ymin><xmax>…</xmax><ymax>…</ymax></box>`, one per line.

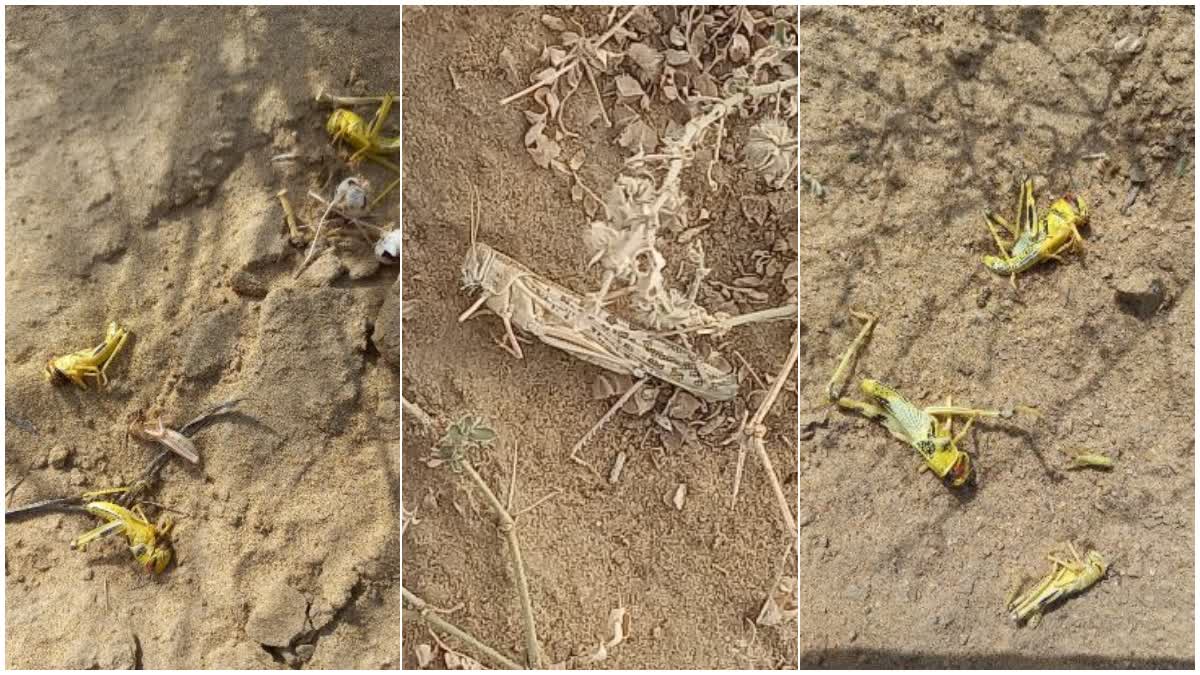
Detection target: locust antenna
<box><xmin>469</xmin><ymin>182</ymin><xmax>481</xmax><ymax>265</ymax></box>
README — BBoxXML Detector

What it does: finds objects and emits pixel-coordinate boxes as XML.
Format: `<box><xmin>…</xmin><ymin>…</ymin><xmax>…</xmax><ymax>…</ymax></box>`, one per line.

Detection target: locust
<box><xmin>457</xmin><ymin>189</ymin><xmax>737</xmax><ymax>402</ymax></box>
<box><xmin>1007</xmin><ymin>542</ymin><xmax>1106</xmax><ymax>627</ymax></box>
<box><xmin>826</xmin><ymin>310</ymin><xmax>1007</xmax><ymax>487</ymax></box>
<box><xmin>6</xmin><ymin>488</ymin><xmax>173</xmax><ymax>574</ymax></box>
<box><xmin>981</xmin><ymin>176</ymin><xmax>1089</xmax><ymax>289</ymax></box>
<box><xmin>44</xmin><ymin>321</ymin><xmax>129</xmax><ymax>389</ymax></box>
<box><xmin>325</xmin><ymin>92</ymin><xmax>399</xmax><ymax>210</ymax></box>
<box><xmin>72</xmin><ymin>496</ymin><xmax>174</xmax><ymax>574</ymax></box>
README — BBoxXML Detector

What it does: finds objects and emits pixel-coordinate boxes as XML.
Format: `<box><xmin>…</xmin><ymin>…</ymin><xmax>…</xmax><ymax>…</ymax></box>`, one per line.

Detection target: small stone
<box><xmin>295</xmin><ymin>644</ymin><xmax>315</xmax><ymax>660</ymax></box>
<box><xmin>1114</xmin><ymin>269</ymin><xmax>1165</xmax><ymax>318</ymax></box>
<box><xmin>345</xmin><ymin>255</ymin><xmax>381</xmax><ymax>280</ymax></box>
<box><xmin>244</xmin><ymin>582</ymin><xmax>309</xmax><ymax>647</ymax></box>
<box><xmin>297</xmin><ymin>252</ymin><xmax>346</xmax><ymax>287</ymax></box>
<box><xmin>1113</xmin><ymin>35</ymin><xmax>1145</xmax><ymax>58</ymax></box>
<box><xmin>49</xmin><ymin>445</ymin><xmax>73</xmax><ymax>470</ymax></box>
<box><xmin>229</xmin><ymin>269</ymin><xmax>268</xmax><ymax>298</ymax></box>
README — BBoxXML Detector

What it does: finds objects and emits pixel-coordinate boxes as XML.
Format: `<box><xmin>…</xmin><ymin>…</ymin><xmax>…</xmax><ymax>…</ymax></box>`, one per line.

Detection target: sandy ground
<box><xmin>5</xmin><ymin>7</ymin><xmax>399</xmax><ymax>669</ymax></box>
<box><xmin>401</xmin><ymin>6</ymin><xmax>797</xmax><ymax>670</ymax></box>
<box><xmin>799</xmin><ymin>5</ymin><xmax>1194</xmax><ymax>668</ymax></box>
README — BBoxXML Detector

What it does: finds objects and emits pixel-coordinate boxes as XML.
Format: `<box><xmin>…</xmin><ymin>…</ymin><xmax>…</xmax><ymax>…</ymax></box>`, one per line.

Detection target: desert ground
<box><xmin>6</xmin><ymin>7</ymin><xmax>400</xmax><ymax>668</ymax></box>
<box><xmin>402</xmin><ymin>6</ymin><xmax>798</xmax><ymax>669</ymax></box>
<box><xmin>800</xmin><ymin>5</ymin><xmax>1194</xmax><ymax>667</ymax></box>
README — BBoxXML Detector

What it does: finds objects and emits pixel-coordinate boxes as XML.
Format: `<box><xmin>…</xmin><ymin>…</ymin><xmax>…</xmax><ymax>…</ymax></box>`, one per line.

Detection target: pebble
<box><xmin>48</xmin><ymin>445</ymin><xmax>72</xmax><ymax>470</ymax></box>
<box><xmin>1114</xmin><ymin>269</ymin><xmax>1165</xmax><ymax>317</ymax></box>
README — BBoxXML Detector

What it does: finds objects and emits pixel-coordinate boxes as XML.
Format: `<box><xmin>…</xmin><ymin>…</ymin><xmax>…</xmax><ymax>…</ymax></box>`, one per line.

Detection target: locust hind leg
<box><xmin>98</xmin><ymin>329</ymin><xmax>128</xmax><ymax>385</ymax></box>
<box><xmin>834</xmin><ymin>396</ymin><xmax>888</xmax><ymax>420</ymax></box>
<box><xmin>984</xmin><ymin>210</ymin><xmax>1016</xmax><ymax>259</ymax></box>
<box><xmin>496</xmin><ymin>311</ymin><xmax>525</xmax><ymax>359</ymax></box>
<box><xmin>367</xmin><ymin>175</ymin><xmax>400</xmax><ymax>211</ymax></box>
<box><xmin>72</xmin><ymin>519</ymin><xmax>127</xmax><ymax>550</ymax></box>
<box><xmin>825</xmin><ymin>310</ymin><xmax>877</xmax><ymax>402</ymax></box>
<box><xmin>925</xmin><ymin>404</ymin><xmax>1004</xmax><ymax>419</ymax></box>
<box><xmin>366</xmin><ymin>93</ymin><xmax>395</xmax><ymax>140</ymax></box>
<box><xmin>458</xmin><ymin>293</ymin><xmax>491</xmax><ymax>323</ymax></box>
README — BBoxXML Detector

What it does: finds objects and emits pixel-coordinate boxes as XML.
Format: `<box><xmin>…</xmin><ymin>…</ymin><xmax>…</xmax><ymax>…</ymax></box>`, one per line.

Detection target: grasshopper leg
<box><xmin>458</xmin><ymin>293</ymin><xmax>491</xmax><ymax>323</ymax></box>
<box><xmin>924</xmin><ymin>404</ymin><xmax>1003</xmax><ymax>419</ymax></box>
<box><xmin>367</xmin><ymin>175</ymin><xmax>400</xmax><ymax>211</ymax></box>
<box><xmin>825</xmin><ymin>310</ymin><xmax>877</xmax><ymax>402</ymax></box>
<box><xmin>498</xmin><ymin>312</ymin><xmax>525</xmax><ymax>359</ymax></box>
<box><xmin>99</xmin><ymin>330</ymin><xmax>128</xmax><ymax>385</ymax></box>
<box><xmin>72</xmin><ymin>519</ymin><xmax>126</xmax><ymax>550</ymax></box>
<box><xmin>366</xmin><ymin>93</ymin><xmax>394</xmax><ymax>139</ymax></box>
<box><xmin>983</xmin><ymin>210</ymin><xmax>1015</xmax><ymax>259</ymax></box>
<box><xmin>833</xmin><ymin>396</ymin><xmax>887</xmax><ymax>420</ymax></box>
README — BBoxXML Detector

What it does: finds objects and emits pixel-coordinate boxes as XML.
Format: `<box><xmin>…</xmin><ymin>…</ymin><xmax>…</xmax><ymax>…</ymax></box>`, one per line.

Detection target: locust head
<box><xmin>325</xmin><ymin>108</ymin><xmax>363</xmax><ymax>140</ymax></box>
<box><xmin>1059</xmin><ymin>192</ymin><xmax>1089</xmax><ymax>225</ymax></box>
<box><xmin>461</xmin><ymin>243</ymin><xmax>493</xmax><ymax>291</ymax></box>
<box><xmin>945</xmin><ymin>451</ymin><xmax>974</xmax><ymax>488</ymax></box>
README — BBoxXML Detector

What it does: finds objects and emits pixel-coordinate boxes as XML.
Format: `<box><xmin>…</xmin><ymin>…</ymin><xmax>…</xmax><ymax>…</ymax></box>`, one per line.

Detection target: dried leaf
<box><xmin>530</xmin><ymin>66</ymin><xmax>557</xmax><ymax>85</ymax></box>
<box><xmin>622</xmin><ymin>384</ymin><xmax>658</xmax><ymax>416</ymax></box>
<box><xmin>560</xmin><ymin>30</ymin><xmax>581</xmax><ymax>47</ymax></box>
<box><xmin>665</xmin><ymin>49</ymin><xmax>692</xmax><ymax>66</ymax></box>
<box><xmin>544</xmin><ymin>45</ymin><xmax>569</xmax><ymax>67</ymax></box>
<box><xmin>568</xmin><ymin>149</ymin><xmax>586</xmax><ymax>171</ymax></box>
<box><xmin>672</xmin><ymin>483</ymin><xmax>687</xmax><ymax>510</ymax></box>
<box><xmin>667</xmin><ymin>391</ymin><xmax>703</xmax><ymax>420</ymax></box>
<box><xmin>688</xmin><ymin>23</ymin><xmax>707</xmax><ymax>60</ymax></box>
<box><xmin>526</xmin><ymin>132</ymin><xmax>561</xmax><ymax>169</ymax></box>
<box><xmin>627</xmin><ymin>42</ymin><xmax>663</xmax><ymax>81</ymax></box>
<box><xmin>783</xmin><ymin>260</ymin><xmax>797</xmax><ymax>294</ymax></box>
<box><xmin>550</xmin><ymin>158</ymin><xmax>570</xmax><ymax>175</ymax></box>
<box><xmin>415</xmin><ymin>644</ymin><xmax>434</xmax><ymax>668</ymax></box>
<box><xmin>669</xmin><ymin>25</ymin><xmax>686</xmax><ymax>47</ymax></box>
<box><xmin>534</xmin><ymin>87</ymin><xmax>560</xmax><ymax>119</ymax></box>
<box><xmin>617</xmin><ymin>118</ymin><xmax>658</xmax><ymax>153</ymax></box>
<box><xmin>744</xmin><ymin>118</ymin><xmax>796</xmax><ymax>186</ymax></box>
<box><xmin>604</xmin><ymin>607</ymin><xmax>630</xmax><ymax>648</ymax></box>
<box><xmin>693</xmin><ymin>72</ymin><xmax>719</xmax><ymax>99</ymax></box>
<box><xmin>499</xmin><ymin>47</ymin><xmax>520</xmax><ymax>86</ymax></box>
<box><xmin>591</xmin><ymin>372</ymin><xmax>633</xmax><ymax>400</ymax></box>
<box><xmin>660</xmin><ymin>427</ymin><xmax>682</xmax><ymax>453</ymax></box>
<box><xmin>524</xmin><ymin>119</ymin><xmax>547</xmax><ymax>147</ymax></box>
<box><xmin>570</xmin><ymin>181</ymin><xmax>584</xmax><ymax>202</ymax></box>
<box><xmin>756</xmin><ymin>576</ymin><xmax>798</xmax><ymax>626</ymax></box>
<box><xmin>444</xmin><ymin>652</ymin><xmax>484</xmax><ymax>670</ymax></box>
<box><xmin>730</xmin><ymin>33</ymin><xmax>751</xmax><ymax>63</ymax></box>
<box><xmin>541</xmin><ymin>14</ymin><xmax>567</xmax><ymax>32</ymax></box>
<box><xmin>615</xmin><ymin>73</ymin><xmax>644</xmax><ymax>99</ymax></box>
<box><xmin>523</xmin><ymin>109</ymin><xmax>546</xmax><ymax>126</ymax></box>
<box><xmin>586</xmin><ymin>643</ymin><xmax>609</xmax><ymax>663</ymax></box>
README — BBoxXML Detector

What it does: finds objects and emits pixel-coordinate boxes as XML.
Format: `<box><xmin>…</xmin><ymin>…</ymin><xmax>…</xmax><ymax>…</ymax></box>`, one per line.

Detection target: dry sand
<box><xmin>401</xmin><ymin>6</ymin><xmax>798</xmax><ymax>670</ymax></box>
<box><xmin>6</xmin><ymin>7</ymin><xmax>400</xmax><ymax>668</ymax></box>
<box><xmin>799</xmin><ymin>5</ymin><xmax>1194</xmax><ymax>667</ymax></box>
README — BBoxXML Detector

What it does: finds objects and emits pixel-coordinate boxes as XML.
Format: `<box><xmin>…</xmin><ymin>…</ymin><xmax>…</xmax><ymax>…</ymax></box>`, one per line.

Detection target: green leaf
<box><xmin>469</xmin><ymin>427</ymin><xmax>498</xmax><ymax>443</ymax></box>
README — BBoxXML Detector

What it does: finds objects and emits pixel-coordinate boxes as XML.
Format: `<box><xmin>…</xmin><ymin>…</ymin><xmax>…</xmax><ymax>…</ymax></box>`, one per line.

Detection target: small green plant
<box><xmin>435</xmin><ymin>415</ymin><xmax>498</xmax><ymax>471</ymax></box>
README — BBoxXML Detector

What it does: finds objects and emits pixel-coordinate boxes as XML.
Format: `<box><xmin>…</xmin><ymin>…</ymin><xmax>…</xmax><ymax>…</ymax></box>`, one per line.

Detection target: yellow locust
<box><xmin>982</xmin><ymin>176</ymin><xmax>1089</xmax><ymax>289</ymax></box>
<box><xmin>826</xmin><ymin>311</ymin><xmax>1006</xmax><ymax>488</ymax></box>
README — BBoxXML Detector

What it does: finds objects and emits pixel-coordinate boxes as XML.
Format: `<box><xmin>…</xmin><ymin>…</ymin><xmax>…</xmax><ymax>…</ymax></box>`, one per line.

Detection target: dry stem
<box><xmin>403</xmin><ymin>395</ymin><xmax>436</xmax><ymax>429</ymax></box>
<box><xmin>742</xmin><ymin>331</ymin><xmax>798</xmax><ymax>535</ymax></box>
<box><xmin>499</xmin><ymin>5</ymin><xmax>643</xmax><ymax>106</ymax></box>
<box><xmin>316</xmin><ymin>91</ymin><xmax>392</xmax><ymax>106</ymax></box>
<box><xmin>402</xmin><ymin>587</ymin><xmax>523</xmax><ymax>670</ymax></box>
<box><xmin>570</xmin><ymin>377</ymin><xmax>648</xmax><ymax>472</ymax></box>
<box><xmin>460</xmin><ymin>460</ymin><xmax>542</xmax><ymax>668</ymax></box>
<box><xmin>654</xmin><ymin>77</ymin><xmax>798</xmax><ymax>212</ymax></box>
